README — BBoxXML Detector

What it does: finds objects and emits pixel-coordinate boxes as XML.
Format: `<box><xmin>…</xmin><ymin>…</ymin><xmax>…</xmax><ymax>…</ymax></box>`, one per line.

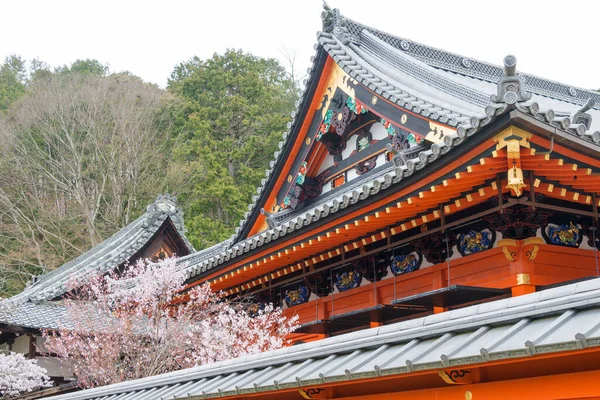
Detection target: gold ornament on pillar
<box><xmin>506</xmin><ymin>159</ymin><xmax>526</xmax><ymax>196</ymax></box>
<box><xmin>504</xmin><ymin>138</ymin><xmax>526</xmax><ymax>196</ymax></box>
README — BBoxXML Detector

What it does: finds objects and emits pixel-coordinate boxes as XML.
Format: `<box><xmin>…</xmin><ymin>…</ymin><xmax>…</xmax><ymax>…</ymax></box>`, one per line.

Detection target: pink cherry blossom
<box><xmin>0</xmin><ymin>351</ymin><xmax>51</xmax><ymax>397</ymax></box>
<box><xmin>43</xmin><ymin>257</ymin><xmax>297</xmax><ymax>389</ymax></box>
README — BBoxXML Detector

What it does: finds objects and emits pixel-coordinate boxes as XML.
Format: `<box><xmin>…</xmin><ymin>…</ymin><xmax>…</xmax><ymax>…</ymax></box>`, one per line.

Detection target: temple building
<box><xmin>3</xmin><ymin>5</ymin><xmax>600</xmax><ymax>400</ymax></box>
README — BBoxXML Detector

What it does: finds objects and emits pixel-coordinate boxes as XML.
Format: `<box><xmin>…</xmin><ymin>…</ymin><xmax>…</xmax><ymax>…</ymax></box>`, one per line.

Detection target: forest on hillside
<box><xmin>0</xmin><ymin>52</ymin><xmax>298</xmax><ymax>296</ymax></box>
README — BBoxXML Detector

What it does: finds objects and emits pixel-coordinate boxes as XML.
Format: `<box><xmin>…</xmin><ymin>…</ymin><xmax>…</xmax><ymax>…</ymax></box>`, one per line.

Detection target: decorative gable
<box><xmin>249</xmin><ymin>62</ymin><xmax>456</xmax><ymax>235</ymax></box>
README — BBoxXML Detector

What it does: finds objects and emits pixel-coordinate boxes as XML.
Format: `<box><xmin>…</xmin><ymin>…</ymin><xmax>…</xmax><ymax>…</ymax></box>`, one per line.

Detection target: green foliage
<box><xmin>0</xmin><ymin>55</ymin><xmax>27</xmax><ymax>112</ymax></box>
<box><xmin>0</xmin><ymin>50</ymin><xmax>297</xmax><ymax>295</ymax></box>
<box><xmin>55</xmin><ymin>59</ymin><xmax>109</xmax><ymax>76</ymax></box>
<box><xmin>168</xmin><ymin>50</ymin><xmax>297</xmax><ymax>249</ymax></box>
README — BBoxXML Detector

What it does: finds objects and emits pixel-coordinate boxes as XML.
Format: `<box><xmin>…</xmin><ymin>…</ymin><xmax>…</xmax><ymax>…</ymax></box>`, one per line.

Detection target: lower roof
<box><xmin>45</xmin><ymin>276</ymin><xmax>600</xmax><ymax>400</ymax></box>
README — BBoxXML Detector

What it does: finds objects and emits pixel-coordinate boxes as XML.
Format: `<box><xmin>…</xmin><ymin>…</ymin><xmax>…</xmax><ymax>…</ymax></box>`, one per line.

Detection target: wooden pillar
<box><xmin>28</xmin><ymin>334</ymin><xmax>36</xmax><ymax>359</ymax></box>
<box><xmin>498</xmin><ymin>237</ymin><xmax>543</xmax><ymax>297</ymax></box>
<box><xmin>369</xmin><ymin>281</ymin><xmax>379</xmax><ymax>307</ymax></box>
<box><xmin>432</xmin><ymin>268</ymin><xmax>448</xmax><ymax>313</ymax></box>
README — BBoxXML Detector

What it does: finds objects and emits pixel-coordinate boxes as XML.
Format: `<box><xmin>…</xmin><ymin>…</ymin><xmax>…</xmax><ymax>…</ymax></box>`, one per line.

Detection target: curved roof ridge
<box><xmin>346</xmin><ymin>32</ymin><xmax>483</xmax><ymax>116</ymax></box>
<box><xmin>318</xmin><ymin>31</ymin><xmax>484</xmax><ymax>125</ymax></box>
<box><xmin>178</xmin><ymin>6</ymin><xmax>599</xmax><ymax>283</ymax></box>
<box><xmin>338</xmin><ymin>12</ymin><xmax>600</xmax><ymax>109</ymax></box>
<box><xmin>227</xmin><ymin>39</ymin><xmax>328</xmax><ymax>245</ymax></box>
<box><xmin>357</xmin><ymin>29</ymin><xmax>490</xmax><ymax>108</ymax></box>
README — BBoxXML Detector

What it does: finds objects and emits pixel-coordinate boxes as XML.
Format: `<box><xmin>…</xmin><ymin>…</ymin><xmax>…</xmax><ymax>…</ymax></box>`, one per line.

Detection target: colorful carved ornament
<box><xmin>316</xmin><ymin>110</ymin><xmax>334</xmax><ymax>141</ymax></box>
<box><xmin>284</xmin><ymin>284</ymin><xmax>311</xmax><ymax>307</ymax></box>
<box><xmin>457</xmin><ymin>229</ymin><xmax>495</xmax><ymax>256</ymax></box>
<box><xmin>407</xmin><ymin>132</ymin><xmax>422</xmax><ymax>144</ymax></box>
<box><xmin>381</xmin><ymin>117</ymin><xmax>396</xmax><ymax>136</ymax></box>
<box><xmin>390</xmin><ymin>252</ymin><xmax>422</xmax><ymax>275</ymax></box>
<box><xmin>382</xmin><ymin>117</ymin><xmax>422</xmax><ymax>146</ymax></box>
<box><xmin>296</xmin><ymin>161</ymin><xmax>307</xmax><ymax>186</ymax></box>
<box><xmin>355</xmin><ymin>156</ymin><xmax>378</xmax><ymax>175</ymax></box>
<box><xmin>346</xmin><ymin>96</ymin><xmax>368</xmax><ymax>115</ymax></box>
<box><xmin>542</xmin><ymin>221</ymin><xmax>582</xmax><ymax>247</ymax></box>
<box><xmin>281</xmin><ymin>162</ymin><xmax>312</xmax><ymax>210</ymax></box>
<box><xmin>334</xmin><ymin>269</ymin><xmax>362</xmax><ymax>292</ymax></box>
<box><xmin>316</xmin><ymin>96</ymin><xmax>367</xmax><ymax>142</ymax></box>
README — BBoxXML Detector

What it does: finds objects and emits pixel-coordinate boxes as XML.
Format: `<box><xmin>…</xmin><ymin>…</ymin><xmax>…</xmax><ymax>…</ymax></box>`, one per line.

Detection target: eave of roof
<box><xmin>229</xmin><ymin>43</ymin><xmax>330</xmax><ymax>244</ymax></box>
<box><xmin>43</xmin><ymin>277</ymin><xmax>600</xmax><ymax>400</ymax></box>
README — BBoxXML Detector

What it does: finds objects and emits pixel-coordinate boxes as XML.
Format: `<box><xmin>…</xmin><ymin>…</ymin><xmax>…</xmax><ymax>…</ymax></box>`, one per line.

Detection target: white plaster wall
<box><xmin>370</xmin><ymin>122</ymin><xmax>388</xmax><ymax>141</ymax></box>
<box><xmin>346</xmin><ymin>167</ymin><xmax>358</xmax><ymax>182</ymax></box>
<box><xmin>11</xmin><ymin>335</ymin><xmax>29</xmax><ymax>354</ymax></box>
<box><xmin>317</xmin><ymin>153</ymin><xmax>335</xmax><ymax>175</ymax></box>
<box><xmin>341</xmin><ymin>135</ymin><xmax>358</xmax><ymax>160</ymax></box>
<box><xmin>37</xmin><ymin>357</ymin><xmax>73</xmax><ymax>378</ymax></box>
<box><xmin>321</xmin><ymin>181</ymin><xmax>333</xmax><ymax>195</ymax></box>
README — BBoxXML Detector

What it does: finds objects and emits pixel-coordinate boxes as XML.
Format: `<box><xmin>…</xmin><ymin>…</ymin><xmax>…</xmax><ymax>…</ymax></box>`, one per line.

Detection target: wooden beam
<box><xmin>333</xmin><ymin>370</ymin><xmax>600</xmax><ymax>400</ymax></box>
<box><xmin>507</xmin><ymin>197</ymin><xmax>599</xmax><ymax>218</ymax></box>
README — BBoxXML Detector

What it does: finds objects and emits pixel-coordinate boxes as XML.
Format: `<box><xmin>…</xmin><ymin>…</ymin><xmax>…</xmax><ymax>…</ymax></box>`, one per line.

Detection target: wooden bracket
<box><xmin>438</xmin><ymin>369</ymin><xmax>479</xmax><ymax>385</ymax></box>
<box><xmin>299</xmin><ymin>387</ymin><xmax>333</xmax><ymax>399</ymax></box>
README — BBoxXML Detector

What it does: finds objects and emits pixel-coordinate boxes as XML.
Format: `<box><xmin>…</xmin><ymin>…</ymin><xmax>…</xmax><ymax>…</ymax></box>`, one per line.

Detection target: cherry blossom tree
<box><xmin>0</xmin><ymin>351</ymin><xmax>51</xmax><ymax>398</ymax></box>
<box><xmin>42</xmin><ymin>258</ymin><xmax>297</xmax><ymax>389</ymax></box>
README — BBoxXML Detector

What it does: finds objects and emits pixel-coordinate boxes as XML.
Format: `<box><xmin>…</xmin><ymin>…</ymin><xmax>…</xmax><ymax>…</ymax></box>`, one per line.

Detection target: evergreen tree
<box><xmin>0</xmin><ymin>55</ymin><xmax>27</xmax><ymax>113</ymax></box>
<box><xmin>168</xmin><ymin>50</ymin><xmax>297</xmax><ymax>249</ymax></box>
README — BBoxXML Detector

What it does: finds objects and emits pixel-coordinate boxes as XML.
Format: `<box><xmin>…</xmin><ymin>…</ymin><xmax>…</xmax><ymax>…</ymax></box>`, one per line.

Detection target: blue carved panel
<box><xmin>334</xmin><ymin>269</ymin><xmax>362</xmax><ymax>292</ymax></box>
<box><xmin>457</xmin><ymin>229</ymin><xmax>495</xmax><ymax>256</ymax></box>
<box><xmin>390</xmin><ymin>251</ymin><xmax>422</xmax><ymax>276</ymax></box>
<box><xmin>247</xmin><ymin>303</ymin><xmax>265</xmax><ymax>318</ymax></box>
<box><xmin>283</xmin><ymin>284</ymin><xmax>311</xmax><ymax>307</ymax></box>
<box><xmin>542</xmin><ymin>222</ymin><xmax>582</xmax><ymax>247</ymax></box>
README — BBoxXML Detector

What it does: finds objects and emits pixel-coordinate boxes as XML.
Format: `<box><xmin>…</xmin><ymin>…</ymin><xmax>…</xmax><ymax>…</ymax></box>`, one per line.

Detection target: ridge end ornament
<box><xmin>490</xmin><ymin>55</ymin><xmax>532</xmax><ymax>105</ymax></box>
<box><xmin>321</xmin><ymin>2</ymin><xmax>340</xmax><ymax>33</ymax></box>
<box><xmin>572</xmin><ymin>98</ymin><xmax>595</xmax><ymax>132</ymax></box>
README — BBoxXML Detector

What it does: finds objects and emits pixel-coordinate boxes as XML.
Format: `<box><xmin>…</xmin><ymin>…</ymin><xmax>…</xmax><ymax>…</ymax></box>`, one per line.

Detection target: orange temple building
<box><xmin>3</xmin><ymin>5</ymin><xmax>600</xmax><ymax>400</ymax></box>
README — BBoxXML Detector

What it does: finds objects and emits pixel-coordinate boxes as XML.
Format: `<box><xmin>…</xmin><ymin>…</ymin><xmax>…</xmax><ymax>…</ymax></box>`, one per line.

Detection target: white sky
<box><xmin>2</xmin><ymin>0</ymin><xmax>599</xmax><ymax>91</ymax></box>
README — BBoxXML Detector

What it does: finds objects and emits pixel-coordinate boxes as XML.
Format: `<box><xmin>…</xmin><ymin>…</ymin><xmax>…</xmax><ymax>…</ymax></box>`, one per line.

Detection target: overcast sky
<box><xmin>2</xmin><ymin>0</ymin><xmax>599</xmax><ymax>90</ymax></box>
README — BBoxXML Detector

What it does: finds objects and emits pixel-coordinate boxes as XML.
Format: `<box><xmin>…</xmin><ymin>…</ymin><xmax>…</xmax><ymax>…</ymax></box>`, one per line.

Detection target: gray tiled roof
<box><xmin>9</xmin><ymin>194</ymin><xmax>194</xmax><ymax>304</ymax></box>
<box><xmin>342</xmin><ymin>13</ymin><xmax>600</xmax><ymax>111</ymax></box>
<box><xmin>43</xmin><ymin>277</ymin><xmax>600</xmax><ymax>400</ymax></box>
<box><xmin>0</xmin><ymin>301</ymin><xmax>72</xmax><ymax>331</ymax></box>
<box><xmin>229</xmin><ymin>7</ymin><xmax>599</xmax><ymax>247</ymax></box>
